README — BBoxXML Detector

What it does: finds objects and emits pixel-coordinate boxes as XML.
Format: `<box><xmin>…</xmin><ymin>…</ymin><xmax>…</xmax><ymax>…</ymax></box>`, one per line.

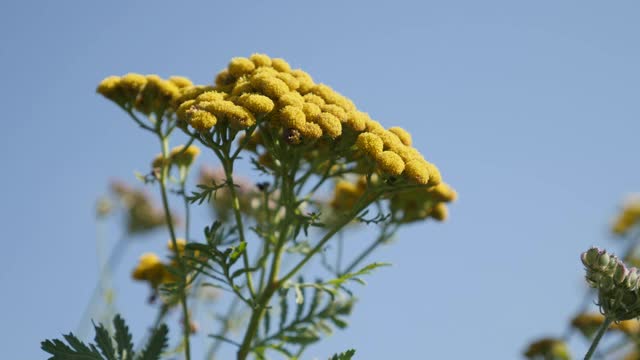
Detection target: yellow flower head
<box><xmin>375</xmin><ymin>151</ymin><xmax>405</xmax><ymax>176</ymax></box>
<box><xmin>120</xmin><ymin>73</ymin><xmax>147</xmax><ymax>98</ymax></box>
<box><xmin>136</xmin><ymin>75</ymin><xmax>180</xmax><ymax>114</ymax></box>
<box><xmin>428</xmin><ymin>183</ymin><xmax>458</xmax><ymax>202</ymax></box>
<box><xmin>275</xmin><ymin>72</ymin><xmax>300</xmax><ymax>91</ymax></box>
<box><xmin>279</xmin><ymin>91</ymin><xmax>305</xmax><ymax>109</ymax></box>
<box><xmin>132</xmin><ymin>253</ymin><xmax>167</xmax><ymax>288</ymax></box>
<box><xmin>271</xmin><ymin>58</ymin><xmax>291</xmax><ymax>72</ymax></box>
<box><xmin>403</xmin><ymin>160</ymin><xmax>430</xmax><ymax>185</ymax></box>
<box><xmin>236</xmin><ymin>93</ymin><xmax>275</xmax><ymax>114</ymax></box>
<box><xmin>97</xmin><ymin>76</ymin><xmax>124</xmax><ymax>103</ymax></box>
<box><xmin>291</xmin><ymin>69</ymin><xmax>315</xmax><ymax>93</ymax></box>
<box><xmin>167</xmin><ymin>238</ymin><xmax>187</xmax><ymax>254</ymax></box>
<box><xmin>250</xmin><ymin>73</ymin><xmax>290</xmax><ymax>99</ymax></box>
<box><xmin>388</xmin><ymin>127</ymin><xmax>412</xmax><ymax>146</ymax></box>
<box><xmin>250</xmin><ymin>53</ymin><xmax>272</xmax><ymax>67</ymax></box>
<box><xmin>168</xmin><ymin>76</ymin><xmax>193</xmax><ymax>89</ymax></box>
<box><xmin>187</xmin><ymin>108</ymin><xmax>218</xmax><ymax>132</ymax></box>
<box><xmin>429</xmin><ymin>203</ymin><xmax>448</xmax><ymax>221</ymax></box>
<box><xmin>279</xmin><ymin>106</ymin><xmax>307</xmax><ymax>129</ymax></box>
<box><xmin>228</xmin><ymin>57</ymin><xmax>256</xmax><ymax>77</ymax></box>
<box><xmin>311</xmin><ymin>112</ymin><xmax>342</xmax><ymax>139</ymax></box>
<box><xmin>170</xmin><ymin>145</ymin><xmax>201</xmax><ymax>167</ymax></box>
<box><xmin>302</xmin><ymin>102</ymin><xmax>322</xmax><ymax>119</ymax></box>
<box><xmin>356</xmin><ymin>132</ymin><xmax>384</xmax><ymax>157</ymax></box>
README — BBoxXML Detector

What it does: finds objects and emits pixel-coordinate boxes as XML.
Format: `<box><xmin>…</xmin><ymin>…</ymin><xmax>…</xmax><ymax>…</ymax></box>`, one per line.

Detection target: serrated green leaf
<box><xmin>93</xmin><ymin>322</ymin><xmax>116</xmax><ymax>360</ymax></box>
<box><xmin>136</xmin><ymin>324</ymin><xmax>168</xmax><ymax>360</ymax></box>
<box><xmin>65</xmin><ymin>333</ymin><xmax>103</xmax><ymax>358</ymax></box>
<box><xmin>113</xmin><ymin>315</ymin><xmax>134</xmax><ymax>360</ymax></box>
<box><xmin>329</xmin><ymin>349</ymin><xmax>356</xmax><ymax>360</ymax></box>
<box><xmin>41</xmin><ymin>334</ymin><xmax>104</xmax><ymax>360</ymax></box>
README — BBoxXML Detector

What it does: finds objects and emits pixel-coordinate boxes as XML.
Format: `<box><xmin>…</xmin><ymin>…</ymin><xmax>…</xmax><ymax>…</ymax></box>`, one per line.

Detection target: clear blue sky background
<box><xmin>1</xmin><ymin>1</ymin><xmax>639</xmax><ymax>359</ymax></box>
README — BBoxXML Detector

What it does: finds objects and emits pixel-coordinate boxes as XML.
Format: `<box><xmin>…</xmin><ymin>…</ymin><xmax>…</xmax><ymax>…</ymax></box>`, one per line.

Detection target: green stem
<box><xmin>222</xmin><ymin>158</ymin><xmax>257</xmax><ymax>300</ymax></box>
<box><xmin>236</xmin><ymin>165</ymin><xmax>297</xmax><ymax>360</ymax></box>
<box><xmin>180</xmin><ymin>171</ymin><xmax>190</xmax><ymax>242</ymax></box>
<box><xmin>158</xmin><ymin>136</ymin><xmax>191</xmax><ymax>360</ymax></box>
<box><xmin>584</xmin><ymin>317</ymin><xmax>612</xmax><ymax>360</ymax></box>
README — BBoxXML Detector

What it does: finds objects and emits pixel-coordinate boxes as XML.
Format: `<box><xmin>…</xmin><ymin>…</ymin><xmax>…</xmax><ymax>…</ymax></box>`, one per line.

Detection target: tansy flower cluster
<box><xmin>612</xmin><ymin>195</ymin><xmax>640</xmax><ymax>236</ymax></box>
<box><xmin>97</xmin><ymin>74</ymin><xmax>192</xmax><ymax>115</ymax></box>
<box><xmin>581</xmin><ymin>247</ymin><xmax>640</xmax><ymax>320</ymax></box>
<box><xmin>97</xmin><ymin>54</ymin><xmax>454</xmax><ymax>198</ymax></box>
<box><xmin>167</xmin><ymin>54</ymin><xmax>443</xmax><ymax>185</ymax></box>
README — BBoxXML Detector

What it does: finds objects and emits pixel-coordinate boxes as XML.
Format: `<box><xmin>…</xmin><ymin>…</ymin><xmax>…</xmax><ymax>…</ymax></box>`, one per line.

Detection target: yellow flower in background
<box><xmin>132</xmin><ymin>253</ymin><xmax>167</xmax><ymax>288</ymax></box>
<box><xmin>523</xmin><ymin>338</ymin><xmax>571</xmax><ymax>360</ymax></box>
<box><xmin>612</xmin><ymin>194</ymin><xmax>640</xmax><ymax>236</ymax></box>
<box><xmin>170</xmin><ymin>145</ymin><xmax>201</xmax><ymax>167</ymax></box>
<box><xmin>571</xmin><ymin>312</ymin><xmax>640</xmax><ymax>338</ymax></box>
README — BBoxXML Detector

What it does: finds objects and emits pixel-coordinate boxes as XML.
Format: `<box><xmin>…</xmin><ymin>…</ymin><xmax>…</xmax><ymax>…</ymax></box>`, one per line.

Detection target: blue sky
<box><xmin>1</xmin><ymin>1</ymin><xmax>639</xmax><ymax>359</ymax></box>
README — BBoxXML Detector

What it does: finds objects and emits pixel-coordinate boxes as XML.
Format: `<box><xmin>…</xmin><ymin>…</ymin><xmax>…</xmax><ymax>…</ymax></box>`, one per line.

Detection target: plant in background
<box><xmin>41</xmin><ymin>54</ymin><xmax>456</xmax><ymax>360</ymax></box>
<box><xmin>524</xmin><ymin>196</ymin><xmax>640</xmax><ymax>360</ymax></box>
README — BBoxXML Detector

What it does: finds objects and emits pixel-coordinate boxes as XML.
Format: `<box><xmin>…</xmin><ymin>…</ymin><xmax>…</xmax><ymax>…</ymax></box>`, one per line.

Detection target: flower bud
<box><xmin>581</xmin><ymin>252</ymin><xmax>590</xmax><ymax>267</ymax></box>
<box><xmin>598</xmin><ymin>252</ymin><xmax>611</xmax><ymax>269</ymax></box>
<box><xmin>614</xmin><ymin>263</ymin><xmax>630</xmax><ymax>284</ymax></box>
<box><xmin>584</xmin><ymin>247</ymin><xmax>602</xmax><ymax>267</ymax></box>
<box><xmin>626</xmin><ymin>268</ymin><xmax>639</xmax><ymax>290</ymax></box>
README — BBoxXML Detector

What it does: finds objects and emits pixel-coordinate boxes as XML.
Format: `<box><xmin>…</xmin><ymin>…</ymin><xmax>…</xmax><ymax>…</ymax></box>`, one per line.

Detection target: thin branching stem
<box><xmin>158</xmin><ymin>135</ymin><xmax>191</xmax><ymax>360</ymax></box>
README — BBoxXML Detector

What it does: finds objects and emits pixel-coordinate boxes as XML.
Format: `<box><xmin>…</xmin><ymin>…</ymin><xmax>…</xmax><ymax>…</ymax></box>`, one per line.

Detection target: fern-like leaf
<box><xmin>136</xmin><ymin>324</ymin><xmax>168</xmax><ymax>360</ymax></box>
<box><xmin>93</xmin><ymin>322</ymin><xmax>116</xmax><ymax>360</ymax></box>
<box><xmin>41</xmin><ymin>333</ymin><xmax>104</xmax><ymax>360</ymax></box>
<box><xmin>113</xmin><ymin>315</ymin><xmax>135</xmax><ymax>360</ymax></box>
<box><xmin>329</xmin><ymin>349</ymin><xmax>356</xmax><ymax>360</ymax></box>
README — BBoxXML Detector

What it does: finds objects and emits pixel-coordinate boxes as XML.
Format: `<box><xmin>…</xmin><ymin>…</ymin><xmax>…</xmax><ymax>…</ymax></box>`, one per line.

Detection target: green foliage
<box><xmin>41</xmin><ymin>315</ymin><xmax>168</xmax><ymax>360</ymax></box>
<box><xmin>137</xmin><ymin>324</ymin><xmax>169</xmax><ymax>360</ymax></box>
<box><xmin>328</xmin><ymin>263</ymin><xmax>391</xmax><ymax>287</ymax></box>
<box><xmin>329</xmin><ymin>349</ymin><xmax>356</xmax><ymax>360</ymax></box>
<box><xmin>113</xmin><ymin>315</ymin><xmax>134</xmax><ymax>360</ymax></box>
<box><xmin>186</xmin><ymin>181</ymin><xmax>229</xmax><ymax>205</ymax></box>
<box><xmin>253</xmin><ymin>284</ymin><xmax>355</xmax><ymax>356</ymax></box>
